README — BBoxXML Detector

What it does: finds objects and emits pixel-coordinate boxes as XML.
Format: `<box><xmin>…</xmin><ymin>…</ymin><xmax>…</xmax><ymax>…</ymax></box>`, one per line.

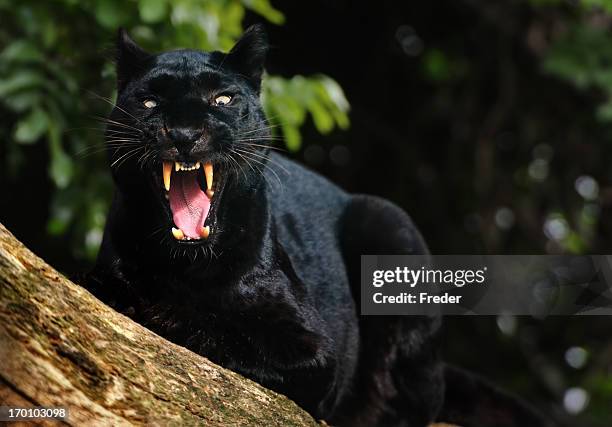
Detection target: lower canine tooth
<box><xmin>199</xmin><ymin>226</ymin><xmax>210</xmax><ymax>239</ymax></box>
<box><xmin>171</xmin><ymin>227</ymin><xmax>184</xmax><ymax>240</ymax></box>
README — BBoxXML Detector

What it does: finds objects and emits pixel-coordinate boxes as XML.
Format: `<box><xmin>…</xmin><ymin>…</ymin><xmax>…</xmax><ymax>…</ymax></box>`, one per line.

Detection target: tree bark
<box><xmin>0</xmin><ymin>223</ymin><xmax>459</xmax><ymax>427</ymax></box>
<box><xmin>0</xmin><ymin>223</ymin><xmax>321</xmax><ymax>426</ymax></box>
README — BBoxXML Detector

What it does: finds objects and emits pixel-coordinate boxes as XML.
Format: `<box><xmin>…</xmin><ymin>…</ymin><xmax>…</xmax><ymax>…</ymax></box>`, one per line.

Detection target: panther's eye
<box><xmin>143</xmin><ymin>100</ymin><xmax>157</xmax><ymax>109</ymax></box>
<box><xmin>213</xmin><ymin>95</ymin><xmax>232</xmax><ymax>106</ymax></box>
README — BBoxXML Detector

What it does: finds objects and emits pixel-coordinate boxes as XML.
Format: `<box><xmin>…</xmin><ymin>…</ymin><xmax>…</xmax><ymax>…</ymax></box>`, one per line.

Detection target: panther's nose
<box><xmin>167</xmin><ymin>127</ymin><xmax>203</xmax><ymax>148</ymax></box>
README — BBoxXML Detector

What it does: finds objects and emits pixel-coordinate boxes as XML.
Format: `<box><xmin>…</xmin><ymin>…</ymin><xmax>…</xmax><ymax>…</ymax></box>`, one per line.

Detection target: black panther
<box><xmin>85</xmin><ymin>25</ymin><xmax>553</xmax><ymax>427</ymax></box>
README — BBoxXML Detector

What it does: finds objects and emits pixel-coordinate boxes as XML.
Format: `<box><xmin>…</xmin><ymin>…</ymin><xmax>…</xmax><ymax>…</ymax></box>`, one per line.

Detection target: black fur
<box><xmin>84</xmin><ymin>26</ymin><xmax>552</xmax><ymax>426</ymax></box>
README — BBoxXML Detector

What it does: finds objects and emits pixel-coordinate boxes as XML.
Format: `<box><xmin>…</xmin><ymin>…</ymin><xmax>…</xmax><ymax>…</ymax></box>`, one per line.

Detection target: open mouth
<box><xmin>160</xmin><ymin>160</ymin><xmax>219</xmax><ymax>243</ymax></box>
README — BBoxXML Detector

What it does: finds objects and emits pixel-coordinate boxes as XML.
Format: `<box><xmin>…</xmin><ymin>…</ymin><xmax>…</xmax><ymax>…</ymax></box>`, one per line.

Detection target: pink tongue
<box><xmin>168</xmin><ymin>171</ymin><xmax>211</xmax><ymax>239</ymax></box>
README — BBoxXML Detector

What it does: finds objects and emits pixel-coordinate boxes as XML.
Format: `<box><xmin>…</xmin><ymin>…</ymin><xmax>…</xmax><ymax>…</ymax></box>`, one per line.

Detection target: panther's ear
<box><xmin>227</xmin><ymin>24</ymin><xmax>268</xmax><ymax>91</ymax></box>
<box><xmin>116</xmin><ymin>28</ymin><xmax>150</xmax><ymax>92</ymax></box>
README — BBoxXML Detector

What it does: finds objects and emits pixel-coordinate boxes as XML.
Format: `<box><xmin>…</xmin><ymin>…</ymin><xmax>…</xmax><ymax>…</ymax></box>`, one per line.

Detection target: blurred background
<box><xmin>1</xmin><ymin>0</ymin><xmax>611</xmax><ymax>425</ymax></box>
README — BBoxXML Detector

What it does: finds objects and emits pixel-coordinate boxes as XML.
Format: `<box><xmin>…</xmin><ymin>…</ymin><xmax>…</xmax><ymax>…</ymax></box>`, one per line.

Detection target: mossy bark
<box><xmin>0</xmin><ymin>223</ymin><xmax>321</xmax><ymax>426</ymax></box>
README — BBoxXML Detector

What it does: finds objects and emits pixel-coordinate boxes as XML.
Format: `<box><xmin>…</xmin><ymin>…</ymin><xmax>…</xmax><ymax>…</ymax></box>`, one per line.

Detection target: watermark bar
<box><xmin>0</xmin><ymin>406</ymin><xmax>69</xmax><ymax>422</ymax></box>
<box><xmin>361</xmin><ymin>255</ymin><xmax>612</xmax><ymax>315</ymax></box>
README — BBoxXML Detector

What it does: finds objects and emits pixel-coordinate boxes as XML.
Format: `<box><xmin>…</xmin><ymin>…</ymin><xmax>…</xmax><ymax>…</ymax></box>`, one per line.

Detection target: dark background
<box><xmin>1</xmin><ymin>1</ymin><xmax>612</xmax><ymax>425</ymax></box>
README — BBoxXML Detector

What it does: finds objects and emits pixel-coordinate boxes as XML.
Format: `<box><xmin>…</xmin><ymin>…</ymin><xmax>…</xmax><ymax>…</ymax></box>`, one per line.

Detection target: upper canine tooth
<box><xmin>163</xmin><ymin>162</ymin><xmax>172</xmax><ymax>191</ymax></box>
<box><xmin>204</xmin><ymin>162</ymin><xmax>213</xmax><ymax>191</ymax></box>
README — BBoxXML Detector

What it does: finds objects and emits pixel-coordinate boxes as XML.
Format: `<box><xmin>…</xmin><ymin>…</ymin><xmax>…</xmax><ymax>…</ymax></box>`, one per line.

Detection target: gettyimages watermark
<box><xmin>361</xmin><ymin>255</ymin><xmax>612</xmax><ymax>315</ymax></box>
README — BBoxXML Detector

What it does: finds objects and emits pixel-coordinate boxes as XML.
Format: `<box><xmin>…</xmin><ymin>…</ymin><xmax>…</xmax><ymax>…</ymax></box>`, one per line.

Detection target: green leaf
<box><xmin>313</xmin><ymin>77</ymin><xmax>350</xmax><ymax>129</ymax></box>
<box><xmin>49</xmin><ymin>146</ymin><xmax>74</xmax><ymax>189</ymax></box>
<box><xmin>308</xmin><ymin>100</ymin><xmax>334</xmax><ymax>134</ymax></box>
<box><xmin>3</xmin><ymin>91</ymin><xmax>41</xmax><ymax>113</ymax></box>
<box><xmin>0</xmin><ymin>40</ymin><xmax>43</xmax><ymax>63</ymax></box>
<box><xmin>241</xmin><ymin>0</ymin><xmax>285</xmax><ymax>25</ymax></box>
<box><xmin>139</xmin><ymin>0</ymin><xmax>167</xmax><ymax>23</ymax></box>
<box><xmin>47</xmin><ymin>121</ymin><xmax>73</xmax><ymax>188</ymax></box>
<box><xmin>0</xmin><ymin>71</ymin><xmax>46</xmax><ymax>97</ymax></box>
<box><xmin>14</xmin><ymin>107</ymin><xmax>49</xmax><ymax>144</ymax></box>
<box><xmin>281</xmin><ymin>123</ymin><xmax>301</xmax><ymax>151</ymax></box>
<box><xmin>318</xmin><ymin>76</ymin><xmax>350</xmax><ymax>113</ymax></box>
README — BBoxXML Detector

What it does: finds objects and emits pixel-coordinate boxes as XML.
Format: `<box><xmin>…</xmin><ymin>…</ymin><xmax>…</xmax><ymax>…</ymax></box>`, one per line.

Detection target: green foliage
<box><xmin>530</xmin><ymin>0</ymin><xmax>612</xmax><ymax>13</ymax></box>
<box><xmin>262</xmin><ymin>75</ymin><xmax>349</xmax><ymax>151</ymax></box>
<box><xmin>532</xmin><ymin>0</ymin><xmax>612</xmax><ymax>122</ymax></box>
<box><xmin>536</xmin><ymin>0</ymin><xmax>612</xmax><ymax>123</ymax></box>
<box><xmin>543</xmin><ymin>26</ymin><xmax>612</xmax><ymax>121</ymax></box>
<box><xmin>0</xmin><ymin>0</ymin><xmax>349</xmax><ymax>260</ymax></box>
<box><xmin>529</xmin><ymin>0</ymin><xmax>612</xmax><ymax>256</ymax></box>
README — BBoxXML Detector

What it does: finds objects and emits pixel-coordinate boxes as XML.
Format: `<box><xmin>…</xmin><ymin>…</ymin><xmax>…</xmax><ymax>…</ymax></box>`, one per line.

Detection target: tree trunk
<box><xmin>0</xmin><ymin>223</ymin><xmax>321</xmax><ymax>426</ymax></box>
